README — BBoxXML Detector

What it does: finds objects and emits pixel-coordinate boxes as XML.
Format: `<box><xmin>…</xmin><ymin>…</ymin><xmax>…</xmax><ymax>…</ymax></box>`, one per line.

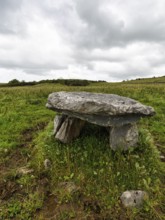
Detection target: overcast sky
<box><xmin>0</xmin><ymin>0</ymin><xmax>165</xmax><ymax>82</ymax></box>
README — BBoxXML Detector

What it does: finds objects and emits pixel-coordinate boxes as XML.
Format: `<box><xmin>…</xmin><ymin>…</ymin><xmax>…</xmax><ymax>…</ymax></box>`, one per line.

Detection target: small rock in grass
<box><xmin>160</xmin><ymin>155</ymin><xmax>165</xmax><ymax>161</ymax></box>
<box><xmin>44</xmin><ymin>159</ymin><xmax>51</xmax><ymax>169</ymax></box>
<box><xmin>4</xmin><ymin>149</ymin><xmax>8</xmax><ymax>153</ymax></box>
<box><xmin>120</xmin><ymin>190</ymin><xmax>148</xmax><ymax>207</ymax></box>
<box><xmin>59</xmin><ymin>182</ymin><xmax>79</xmax><ymax>194</ymax></box>
<box><xmin>17</xmin><ymin>167</ymin><xmax>34</xmax><ymax>175</ymax></box>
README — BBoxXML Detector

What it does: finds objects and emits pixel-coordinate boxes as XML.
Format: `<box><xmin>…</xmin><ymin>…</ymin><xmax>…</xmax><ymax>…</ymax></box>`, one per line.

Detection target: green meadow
<box><xmin>0</xmin><ymin>82</ymin><xmax>164</xmax><ymax>219</ymax></box>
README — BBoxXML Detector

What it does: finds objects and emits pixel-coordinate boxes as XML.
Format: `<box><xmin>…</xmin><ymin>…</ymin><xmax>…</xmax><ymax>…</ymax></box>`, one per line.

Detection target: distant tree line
<box><xmin>8</xmin><ymin>79</ymin><xmax>36</xmax><ymax>86</ymax></box>
<box><xmin>1</xmin><ymin>78</ymin><xmax>106</xmax><ymax>87</ymax></box>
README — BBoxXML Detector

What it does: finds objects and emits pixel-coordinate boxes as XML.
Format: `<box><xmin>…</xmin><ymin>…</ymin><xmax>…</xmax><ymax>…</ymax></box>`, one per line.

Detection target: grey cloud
<box><xmin>125</xmin><ymin>18</ymin><xmax>165</xmax><ymax>43</ymax></box>
<box><xmin>0</xmin><ymin>0</ymin><xmax>27</xmax><ymax>35</ymax></box>
<box><xmin>0</xmin><ymin>0</ymin><xmax>21</xmax><ymax>9</ymax></box>
<box><xmin>74</xmin><ymin>0</ymin><xmax>124</xmax><ymax>48</ymax></box>
<box><xmin>23</xmin><ymin>68</ymin><xmax>51</xmax><ymax>76</ymax></box>
<box><xmin>33</xmin><ymin>0</ymin><xmax>165</xmax><ymax>50</ymax></box>
<box><xmin>0</xmin><ymin>60</ymin><xmax>67</xmax><ymax>73</ymax></box>
<box><xmin>74</xmin><ymin>49</ymin><xmax>125</xmax><ymax>63</ymax></box>
<box><xmin>73</xmin><ymin>0</ymin><xmax>165</xmax><ymax>49</ymax></box>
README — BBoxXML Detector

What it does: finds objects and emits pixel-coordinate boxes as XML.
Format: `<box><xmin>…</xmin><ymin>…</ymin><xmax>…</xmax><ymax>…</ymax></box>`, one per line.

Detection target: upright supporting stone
<box><xmin>109</xmin><ymin>123</ymin><xmax>138</xmax><ymax>151</ymax></box>
<box><xmin>53</xmin><ymin>114</ymin><xmax>67</xmax><ymax>135</ymax></box>
<box><xmin>55</xmin><ymin>116</ymin><xmax>85</xmax><ymax>143</ymax></box>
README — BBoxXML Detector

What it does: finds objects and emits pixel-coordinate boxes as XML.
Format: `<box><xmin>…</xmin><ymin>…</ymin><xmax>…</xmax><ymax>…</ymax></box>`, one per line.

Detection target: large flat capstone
<box><xmin>46</xmin><ymin>91</ymin><xmax>155</xmax><ymax>150</ymax></box>
<box><xmin>46</xmin><ymin>91</ymin><xmax>155</xmax><ymax>127</ymax></box>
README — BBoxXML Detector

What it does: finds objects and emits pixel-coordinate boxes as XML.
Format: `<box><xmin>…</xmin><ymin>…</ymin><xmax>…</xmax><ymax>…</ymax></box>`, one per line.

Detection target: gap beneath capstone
<box><xmin>53</xmin><ymin>114</ymin><xmax>138</xmax><ymax>151</ymax></box>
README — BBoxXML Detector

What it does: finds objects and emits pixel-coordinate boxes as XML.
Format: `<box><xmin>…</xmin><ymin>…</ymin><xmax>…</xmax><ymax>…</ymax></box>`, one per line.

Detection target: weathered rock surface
<box><xmin>110</xmin><ymin>123</ymin><xmax>138</xmax><ymax>150</ymax></box>
<box><xmin>53</xmin><ymin>114</ymin><xmax>67</xmax><ymax>135</ymax></box>
<box><xmin>46</xmin><ymin>91</ymin><xmax>155</xmax><ymax>127</ymax></box>
<box><xmin>17</xmin><ymin>167</ymin><xmax>34</xmax><ymax>176</ymax></box>
<box><xmin>58</xmin><ymin>182</ymin><xmax>79</xmax><ymax>195</ymax></box>
<box><xmin>120</xmin><ymin>190</ymin><xmax>148</xmax><ymax>207</ymax></box>
<box><xmin>55</xmin><ymin>115</ymin><xmax>85</xmax><ymax>143</ymax></box>
<box><xmin>44</xmin><ymin>159</ymin><xmax>51</xmax><ymax>169</ymax></box>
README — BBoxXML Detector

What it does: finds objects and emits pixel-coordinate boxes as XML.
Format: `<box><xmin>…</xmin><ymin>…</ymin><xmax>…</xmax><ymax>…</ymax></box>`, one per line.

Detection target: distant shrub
<box><xmin>7</xmin><ymin>79</ymin><xmax>36</xmax><ymax>87</ymax></box>
<box><xmin>37</xmin><ymin>79</ymin><xmax>93</xmax><ymax>86</ymax></box>
<box><xmin>63</xmin><ymin>79</ymin><xmax>90</xmax><ymax>86</ymax></box>
<box><xmin>8</xmin><ymin>79</ymin><xmax>20</xmax><ymax>85</ymax></box>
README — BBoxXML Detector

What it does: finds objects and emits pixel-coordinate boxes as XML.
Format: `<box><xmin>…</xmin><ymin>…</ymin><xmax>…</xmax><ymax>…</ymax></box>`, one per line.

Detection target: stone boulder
<box><xmin>120</xmin><ymin>190</ymin><xmax>148</xmax><ymax>207</ymax></box>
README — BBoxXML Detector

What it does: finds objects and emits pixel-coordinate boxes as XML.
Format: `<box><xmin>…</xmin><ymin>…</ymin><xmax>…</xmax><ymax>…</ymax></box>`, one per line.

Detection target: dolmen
<box><xmin>46</xmin><ymin>91</ymin><xmax>155</xmax><ymax>151</ymax></box>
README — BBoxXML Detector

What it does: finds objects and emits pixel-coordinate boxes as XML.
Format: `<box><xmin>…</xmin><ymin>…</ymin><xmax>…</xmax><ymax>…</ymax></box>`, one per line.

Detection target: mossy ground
<box><xmin>0</xmin><ymin>83</ymin><xmax>164</xmax><ymax>219</ymax></box>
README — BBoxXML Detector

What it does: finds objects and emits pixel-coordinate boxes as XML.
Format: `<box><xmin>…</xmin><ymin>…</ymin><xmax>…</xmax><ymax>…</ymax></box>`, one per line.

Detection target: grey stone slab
<box><xmin>46</xmin><ymin>91</ymin><xmax>155</xmax><ymax>116</ymax></box>
<box><xmin>109</xmin><ymin>123</ymin><xmax>138</xmax><ymax>151</ymax></box>
<box><xmin>55</xmin><ymin>116</ymin><xmax>85</xmax><ymax>143</ymax></box>
<box><xmin>53</xmin><ymin>114</ymin><xmax>66</xmax><ymax>135</ymax></box>
<box><xmin>46</xmin><ymin>91</ymin><xmax>155</xmax><ymax>127</ymax></box>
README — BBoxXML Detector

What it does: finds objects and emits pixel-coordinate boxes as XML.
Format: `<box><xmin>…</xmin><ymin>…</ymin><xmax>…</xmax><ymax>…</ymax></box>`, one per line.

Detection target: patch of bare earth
<box><xmin>36</xmin><ymin>195</ymin><xmax>131</xmax><ymax>220</ymax></box>
<box><xmin>0</xmin><ymin>122</ymin><xmax>47</xmax><ymax>204</ymax></box>
<box><xmin>35</xmin><ymin>196</ymin><xmax>102</xmax><ymax>220</ymax></box>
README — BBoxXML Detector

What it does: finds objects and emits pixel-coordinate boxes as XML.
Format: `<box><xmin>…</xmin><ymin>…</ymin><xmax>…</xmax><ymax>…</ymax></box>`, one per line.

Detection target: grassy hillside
<box><xmin>0</xmin><ymin>83</ymin><xmax>164</xmax><ymax>219</ymax></box>
<box><xmin>123</xmin><ymin>75</ymin><xmax>165</xmax><ymax>84</ymax></box>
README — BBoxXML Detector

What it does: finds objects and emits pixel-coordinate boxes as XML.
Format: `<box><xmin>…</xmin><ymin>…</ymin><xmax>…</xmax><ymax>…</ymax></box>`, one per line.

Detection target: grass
<box><xmin>0</xmin><ymin>82</ymin><xmax>164</xmax><ymax>219</ymax></box>
<box><xmin>123</xmin><ymin>75</ymin><xmax>165</xmax><ymax>84</ymax></box>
